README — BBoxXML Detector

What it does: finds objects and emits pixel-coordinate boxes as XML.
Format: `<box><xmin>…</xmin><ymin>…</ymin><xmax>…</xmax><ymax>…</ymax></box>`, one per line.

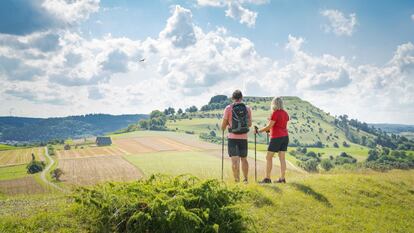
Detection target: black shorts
<box><xmin>228</xmin><ymin>139</ymin><xmax>248</xmax><ymax>157</ymax></box>
<box><xmin>268</xmin><ymin>136</ymin><xmax>289</xmax><ymax>152</ymax></box>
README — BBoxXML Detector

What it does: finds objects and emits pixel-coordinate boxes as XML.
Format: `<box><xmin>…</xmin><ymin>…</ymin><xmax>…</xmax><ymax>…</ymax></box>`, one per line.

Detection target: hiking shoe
<box><xmin>274</xmin><ymin>178</ymin><xmax>286</xmax><ymax>183</ymax></box>
<box><xmin>243</xmin><ymin>178</ymin><xmax>248</xmax><ymax>184</ymax></box>
<box><xmin>259</xmin><ymin>178</ymin><xmax>272</xmax><ymax>184</ymax></box>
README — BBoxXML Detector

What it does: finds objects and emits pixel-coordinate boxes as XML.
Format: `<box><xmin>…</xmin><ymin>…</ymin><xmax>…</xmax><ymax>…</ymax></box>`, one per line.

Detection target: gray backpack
<box><xmin>229</xmin><ymin>103</ymin><xmax>249</xmax><ymax>134</ymax></box>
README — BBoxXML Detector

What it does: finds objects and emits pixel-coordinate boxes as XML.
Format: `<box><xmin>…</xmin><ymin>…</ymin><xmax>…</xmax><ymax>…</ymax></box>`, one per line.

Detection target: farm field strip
<box><xmin>133</xmin><ymin>137</ymin><xmax>194</xmax><ymax>151</ymax></box>
<box><xmin>113</xmin><ymin>138</ymin><xmax>156</xmax><ymax>153</ymax></box>
<box><xmin>113</xmin><ymin>134</ymin><xmax>219</xmax><ymax>155</ymax></box>
<box><xmin>0</xmin><ymin>176</ymin><xmax>47</xmax><ymax>195</ymax></box>
<box><xmin>112</xmin><ymin>131</ymin><xmax>219</xmax><ymax>150</ymax></box>
<box><xmin>0</xmin><ymin>148</ymin><xmax>45</xmax><ymax>167</ymax></box>
<box><xmin>58</xmin><ymin>156</ymin><xmax>143</xmax><ymax>186</ymax></box>
<box><xmin>56</xmin><ymin>146</ymin><xmax>125</xmax><ymax>159</ymax></box>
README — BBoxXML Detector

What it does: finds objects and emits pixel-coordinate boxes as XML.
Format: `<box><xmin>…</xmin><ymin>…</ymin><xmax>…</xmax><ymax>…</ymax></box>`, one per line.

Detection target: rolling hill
<box><xmin>167</xmin><ymin>96</ymin><xmax>376</xmax><ymax>147</ymax></box>
<box><xmin>0</xmin><ymin>114</ymin><xmax>148</xmax><ymax>144</ymax></box>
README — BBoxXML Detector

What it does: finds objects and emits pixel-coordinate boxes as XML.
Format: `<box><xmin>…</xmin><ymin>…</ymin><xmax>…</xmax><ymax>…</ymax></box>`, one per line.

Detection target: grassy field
<box><xmin>1</xmin><ymin>170</ymin><xmax>413</xmax><ymax>233</ymax></box>
<box><xmin>305</xmin><ymin>145</ymin><xmax>371</xmax><ymax>161</ymax></box>
<box><xmin>250</xmin><ymin>142</ymin><xmax>369</xmax><ymax>160</ymax></box>
<box><xmin>0</xmin><ymin>165</ymin><xmax>27</xmax><ymax>181</ymax></box>
<box><xmin>0</xmin><ymin>144</ymin><xmax>15</xmax><ymax>151</ymax></box>
<box><xmin>124</xmin><ymin>151</ymin><xmax>233</xmax><ymax>179</ymax></box>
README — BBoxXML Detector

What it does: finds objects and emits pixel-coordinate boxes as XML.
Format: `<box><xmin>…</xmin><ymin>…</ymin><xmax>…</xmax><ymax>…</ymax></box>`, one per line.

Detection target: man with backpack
<box><xmin>221</xmin><ymin>90</ymin><xmax>252</xmax><ymax>183</ymax></box>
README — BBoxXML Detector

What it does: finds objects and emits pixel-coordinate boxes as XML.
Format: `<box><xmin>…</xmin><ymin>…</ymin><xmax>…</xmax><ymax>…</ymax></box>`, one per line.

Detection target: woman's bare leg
<box><xmin>278</xmin><ymin>151</ymin><xmax>286</xmax><ymax>179</ymax></box>
<box><xmin>266</xmin><ymin>151</ymin><xmax>275</xmax><ymax>179</ymax></box>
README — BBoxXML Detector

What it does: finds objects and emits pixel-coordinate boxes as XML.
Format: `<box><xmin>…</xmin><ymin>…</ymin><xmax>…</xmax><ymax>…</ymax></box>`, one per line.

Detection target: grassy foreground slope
<box><xmin>1</xmin><ymin>171</ymin><xmax>413</xmax><ymax>233</ymax></box>
<box><xmin>244</xmin><ymin>170</ymin><xmax>414</xmax><ymax>232</ymax></box>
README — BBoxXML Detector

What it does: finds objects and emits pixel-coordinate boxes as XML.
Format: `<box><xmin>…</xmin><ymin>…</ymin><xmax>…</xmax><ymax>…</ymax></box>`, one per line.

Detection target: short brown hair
<box><xmin>232</xmin><ymin>90</ymin><xmax>243</xmax><ymax>100</ymax></box>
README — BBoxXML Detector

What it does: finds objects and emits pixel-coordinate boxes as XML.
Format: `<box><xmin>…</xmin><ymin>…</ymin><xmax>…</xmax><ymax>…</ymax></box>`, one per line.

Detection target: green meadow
<box><xmin>0</xmin><ymin>164</ymin><xmax>27</xmax><ymax>181</ymax></box>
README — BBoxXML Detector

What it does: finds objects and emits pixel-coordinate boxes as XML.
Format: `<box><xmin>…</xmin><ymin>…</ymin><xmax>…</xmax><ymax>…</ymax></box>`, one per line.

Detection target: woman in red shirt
<box><xmin>256</xmin><ymin>97</ymin><xmax>289</xmax><ymax>183</ymax></box>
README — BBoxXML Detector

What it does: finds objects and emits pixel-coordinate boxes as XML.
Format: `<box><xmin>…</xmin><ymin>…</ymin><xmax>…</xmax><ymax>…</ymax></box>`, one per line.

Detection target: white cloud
<box><xmin>197</xmin><ymin>0</ymin><xmax>266</xmax><ymax>27</ymax></box>
<box><xmin>3</xmin><ymin>82</ymin><xmax>73</xmax><ymax>106</ymax></box>
<box><xmin>390</xmin><ymin>42</ymin><xmax>414</xmax><ymax>73</ymax></box>
<box><xmin>0</xmin><ymin>55</ymin><xmax>44</xmax><ymax>81</ymax></box>
<box><xmin>411</xmin><ymin>14</ymin><xmax>414</xmax><ymax>22</ymax></box>
<box><xmin>321</xmin><ymin>9</ymin><xmax>357</xmax><ymax>36</ymax></box>
<box><xmin>285</xmin><ymin>34</ymin><xmax>304</xmax><ymax>52</ymax></box>
<box><xmin>197</xmin><ymin>0</ymin><xmax>226</xmax><ymax>7</ymax></box>
<box><xmin>42</xmin><ymin>0</ymin><xmax>99</xmax><ymax>25</ymax></box>
<box><xmin>159</xmin><ymin>5</ymin><xmax>197</xmax><ymax>48</ymax></box>
<box><xmin>225</xmin><ymin>2</ymin><xmax>257</xmax><ymax>27</ymax></box>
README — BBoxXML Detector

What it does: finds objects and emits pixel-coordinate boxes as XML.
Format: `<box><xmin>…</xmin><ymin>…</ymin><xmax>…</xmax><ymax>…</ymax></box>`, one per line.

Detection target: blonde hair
<box><xmin>271</xmin><ymin>97</ymin><xmax>283</xmax><ymax>111</ymax></box>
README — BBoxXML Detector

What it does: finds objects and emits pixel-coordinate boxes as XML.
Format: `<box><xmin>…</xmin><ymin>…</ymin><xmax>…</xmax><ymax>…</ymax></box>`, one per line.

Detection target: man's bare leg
<box><xmin>231</xmin><ymin>156</ymin><xmax>241</xmax><ymax>182</ymax></box>
<box><xmin>240</xmin><ymin>157</ymin><xmax>248</xmax><ymax>181</ymax></box>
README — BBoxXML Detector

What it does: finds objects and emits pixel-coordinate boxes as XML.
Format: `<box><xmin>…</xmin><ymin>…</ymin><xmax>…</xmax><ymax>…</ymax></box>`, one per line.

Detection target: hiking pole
<box><xmin>266</xmin><ymin>131</ymin><xmax>270</xmax><ymax>145</ymax></box>
<box><xmin>221</xmin><ymin>130</ymin><xmax>224</xmax><ymax>181</ymax></box>
<box><xmin>254</xmin><ymin>126</ymin><xmax>258</xmax><ymax>183</ymax></box>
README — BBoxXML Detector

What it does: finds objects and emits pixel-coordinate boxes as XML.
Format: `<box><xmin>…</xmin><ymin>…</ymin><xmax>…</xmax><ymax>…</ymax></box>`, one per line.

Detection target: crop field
<box><xmin>112</xmin><ymin>131</ymin><xmax>218</xmax><ymax>152</ymax></box>
<box><xmin>56</xmin><ymin>146</ymin><xmax>125</xmax><ymax>159</ymax></box>
<box><xmin>0</xmin><ymin>176</ymin><xmax>46</xmax><ymax>195</ymax></box>
<box><xmin>57</xmin><ymin>155</ymin><xmax>143</xmax><ymax>186</ymax></box>
<box><xmin>113</xmin><ymin>137</ymin><xmax>199</xmax><ymax>154</ymax></box>
<box><xmin>0</xmin><ymin>148</ymin><xmax>45</xmax><ymax>167</ymax></box>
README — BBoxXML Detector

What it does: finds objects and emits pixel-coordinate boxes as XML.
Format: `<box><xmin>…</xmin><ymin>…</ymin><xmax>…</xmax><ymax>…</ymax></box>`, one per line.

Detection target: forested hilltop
<box><xmin>0</xmin><ymin>114</ymin><xmax>147</xmax><ymax>144</ymax></box>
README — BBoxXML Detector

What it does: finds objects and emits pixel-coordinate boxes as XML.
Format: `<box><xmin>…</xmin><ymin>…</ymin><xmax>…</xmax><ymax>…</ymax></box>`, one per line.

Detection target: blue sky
<box><xmin>0</xmin><ymin>0</ymin><xmax>414</xmax><ymax>124</ymax></box>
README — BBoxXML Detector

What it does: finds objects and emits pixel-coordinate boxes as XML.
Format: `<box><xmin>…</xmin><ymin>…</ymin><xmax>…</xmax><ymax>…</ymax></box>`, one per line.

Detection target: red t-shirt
<box><xmin>270</xmin><ymin>109</ymin><xmax>289</xmax><ymax>138</ymax></box>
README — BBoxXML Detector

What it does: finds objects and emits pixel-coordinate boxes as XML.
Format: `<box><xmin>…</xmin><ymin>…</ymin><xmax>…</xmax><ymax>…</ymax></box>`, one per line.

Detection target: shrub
<box><xmin>365</xmin><ymin>150</ymin><xmax>414</xmax><ymax>171</ymax></box>
<box><xmin>333</xmin><ymin>142</ymin><xmax>339</xmax><ymax>148</ymax></box>
<box><xmin>367</xmin><ymin>149</ymin><xmax>379</xmax><ymax>161</ymax></box>
<box><xmin>27</xmin><ymin>160</ymin><xmax>45</xmax><ymax>174</ymax></box>
<box><xmin>320</xmin><ymin>159</ymin><xmax>334</xmax><ymax>171</ymax></box>
<box><xmin>199</xmin><ymin>133</ymin><xmax>221</xmax><ymax>144</ymax></box>
<box><xmin>48</xmin><ymin>145</ymin><xmax>55</xmax><ymax>156</ymax></box>
<box><xmin>298</xmin><ymin>158</ymin><xmax>319</xmax><ymax>172</ymax></box>
<box><xmin>334</xmin><ymin>152</ymin><xmax>357</xmax><ymax>165</ymax></box>
<box><xmin>209</xmin><ymin>131</ymin><xmax>216</xmax><ymax>137</ymax></box>
<box><xmin>73</xmin><ymin>175</ymin><xmax>246</xmax><ymax>233</ymax></box>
